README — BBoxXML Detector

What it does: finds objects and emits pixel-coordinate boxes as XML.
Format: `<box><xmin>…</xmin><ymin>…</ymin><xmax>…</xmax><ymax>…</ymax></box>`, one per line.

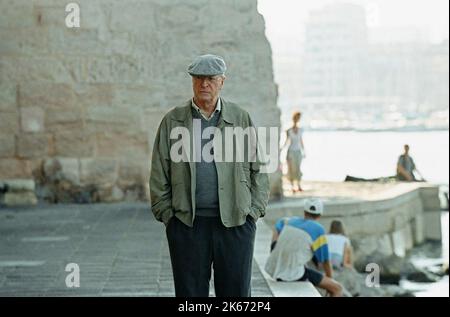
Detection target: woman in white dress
<box><xmin>281</xmin><ymin>111</ymin><xmax>305</xmax><ymax>193</ymax></box>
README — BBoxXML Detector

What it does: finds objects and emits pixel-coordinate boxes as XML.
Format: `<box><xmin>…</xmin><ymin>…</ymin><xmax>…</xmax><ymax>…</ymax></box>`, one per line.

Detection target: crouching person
<box><xmin>265</xmin><ymin>199</ymin><xmax>343</xmax><ymax>297</ymax></box>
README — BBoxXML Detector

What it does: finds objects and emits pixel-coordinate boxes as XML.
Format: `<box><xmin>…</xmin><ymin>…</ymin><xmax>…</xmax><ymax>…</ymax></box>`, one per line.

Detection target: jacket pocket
<box><xmin>236</xmin><ymin>179</ymin><xmax>252</xmax><ymax>215</ymax></box>
<box><xmin>171</xmin><ymin>183</ymin><xmax>191</xmax><ymax>212</ymax></box>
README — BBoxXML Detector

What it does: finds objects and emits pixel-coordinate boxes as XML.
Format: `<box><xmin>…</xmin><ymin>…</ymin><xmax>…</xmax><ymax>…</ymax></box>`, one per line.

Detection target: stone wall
<box><xmin>0</xmin><ymin>0</ymin><xmax>281</xmax><ymax>203</ymax></box>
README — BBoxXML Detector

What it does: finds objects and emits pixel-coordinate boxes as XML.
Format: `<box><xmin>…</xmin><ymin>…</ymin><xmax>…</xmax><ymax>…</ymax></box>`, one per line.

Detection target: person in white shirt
<box><xmin>326</xmin><ymin>220</ymin><xmax>353</xmax><ymax>270</ymax></box>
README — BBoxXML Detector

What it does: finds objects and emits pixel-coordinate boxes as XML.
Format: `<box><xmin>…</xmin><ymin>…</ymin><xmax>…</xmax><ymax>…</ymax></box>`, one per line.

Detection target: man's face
<box><xmin>404</xmin><ymin>145</ymin><xmax>410</xmax><ymax>154</ymax></box>
<box><xmin>192</xmin><ymin>75</ymin><xmax>225</xmax><ymax>104</ymax></box>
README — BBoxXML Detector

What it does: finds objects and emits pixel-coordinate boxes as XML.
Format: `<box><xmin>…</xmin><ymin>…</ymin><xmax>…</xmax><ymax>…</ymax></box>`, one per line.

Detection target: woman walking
<box><xmin>281</xmin><ymin>111</ymin><xmax>305</xmax><ymax>193</ymax></box>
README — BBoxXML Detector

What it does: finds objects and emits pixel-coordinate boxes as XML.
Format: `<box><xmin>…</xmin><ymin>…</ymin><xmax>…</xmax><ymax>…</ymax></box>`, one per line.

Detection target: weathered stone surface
<box><xmin>96</xmin><ymin>132</ymin><xmax>148</xmax><ymax>160</ymax></box>
<box><xmin>2</xmin><ymin>57</ymin><xmax>82</xmax><ymax>84</ymax></box>
<box><xmin>54</xmin><ymin>132</ymin><xmax>95</xmax><ymax>157</ymax></box>
<box><xmin>0</xmin><ymin>0</ymin><xmax>279</xmax><ymax>202</ymax></box>
<box><xmin>33</xmin><ymin>3</ymin><xmax>66</xmax><ymax>27</ymax></box>
<box><xmin>45</xmin><ymin>108</ymin><xmax>84</xmax><ymax>132</ymax></box>
<box><xmin>411</xmin><ymin>214</ymin><xmax>425</xmax><ymax>244</ymax></box>
<box><xmin>74</xmin><ymin>84</ymin><xmax>114</xmax><ymax>107</ymax></box>
<box><xmin>17</xmin><ymin>133</ymin><xmax>50</xmax><ymax>158</ymax></box>
<box><xmin>0</xmin><ymin>179</ymin><xmax>35</xmax><ymax>192</ymax></box>
<box><xmin>0</xmin><ymin>83</ymin><xmax>17</xmax><ymax>111</ymax></box>
<box><xmin>118</xmin><ymin>160</ymin><xmax>147</xmax><ymax>188</ymax></box>
<box><xmin>354</xmin><ymin>251</ymin><xmax>416</xmax><ymax>284</ymax></box>
<box><xmin>0</xmin><ymin>28</ymin><xmax>48</xmax><ymax>56</ymax></box>
<box><xmin>48</xmin><ymin>28</ymin><xmax>105</xmax><ymax>55</ymax></box>
<box><xmin>20</xmin><ymin>107</ymin><xmax>45</xmax><ymax>132</ymax></box>
<box><xmin>0</xmin><ymin>134</ymin><xmax>15</xmax><ymax>158</ymax></box>
<box><xmin>43</xmin><ymin>157</ymin><xmax>80</xmax><ymax>185</ymax></box>
<box><xmin>98</xmin><ymin>185</ymin><xmax>125</xmax><ymax>203</ymax></box>
<box><xmin>0</xmin><ymin>159</ymin><xmax>32</xmax><ymax>179</ymax></box>
<box><xmin>420</xmin><ymin>186</ymin><xmax>441</xmax><ymax>211</ymax></box>
<box><xmin>0</xmin><ymin>0</ymin><xmax>34</xmax><ymax>28</ymax></box>
<box><xmin>80</xmin><ymin>158</ymin><xmax>117</xmax><ymax>185</ymax></box>
<box><xmin>19</xmin><ymin>83</ymin><xmax>76</xmax><ymax>109</ymax></box>
<box><xmin>4</xmin><ymin>191</ymin><xmax>37</xmax><ymax>206</ymax></box>
<box><xmin>0</xmin><ymin>111</ymin><xmax>19</xmax><ymax>133</ymax></box>
<box><xmin>352</xmin><ymin>233</ymin><xmax>393</xmax><ymax>262</ymax></box>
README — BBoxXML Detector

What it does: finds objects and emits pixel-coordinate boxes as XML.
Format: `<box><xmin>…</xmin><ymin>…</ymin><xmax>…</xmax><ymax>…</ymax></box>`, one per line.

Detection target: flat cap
<box><xmin>187</xmin><ymin>54</ymin><xmax>227</xmax><ymax>76</ymax></box>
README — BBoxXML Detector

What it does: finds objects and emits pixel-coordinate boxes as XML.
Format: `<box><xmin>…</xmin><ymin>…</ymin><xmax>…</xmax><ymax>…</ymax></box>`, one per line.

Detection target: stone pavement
<box><xmin>0</xmin><ymin>203</ymin><xmax>272</xmax><ymax>297</ymax></box>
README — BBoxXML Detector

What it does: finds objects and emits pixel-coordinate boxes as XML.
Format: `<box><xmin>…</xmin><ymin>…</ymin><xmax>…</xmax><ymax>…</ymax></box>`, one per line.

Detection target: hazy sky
<box><xmin>258</xmin><ymin>0</ymin><xmax>449</xmax><ymax>55</ymax></box>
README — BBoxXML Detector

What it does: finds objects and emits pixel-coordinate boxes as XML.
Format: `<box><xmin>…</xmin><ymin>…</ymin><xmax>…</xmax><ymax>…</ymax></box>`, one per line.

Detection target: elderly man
<box><xmin>149</xmin><ymin>54</ymin><xmax>270</xmax><ymax>297</ymax></box>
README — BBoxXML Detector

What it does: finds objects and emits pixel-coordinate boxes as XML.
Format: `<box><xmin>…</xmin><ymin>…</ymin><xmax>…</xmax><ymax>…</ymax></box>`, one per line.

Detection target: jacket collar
<box><xmin>171</xmin><ymin>97</ymin><xmax>235</xmax><ymax>125</ymax></box>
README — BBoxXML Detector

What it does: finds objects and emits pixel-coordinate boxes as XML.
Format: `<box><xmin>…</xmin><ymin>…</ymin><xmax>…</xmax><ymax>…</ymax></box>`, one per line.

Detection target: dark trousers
<box><xmin>166</xmin><ymin>215</ymin><xmax>256</xmax><ymax>297</ymax></box>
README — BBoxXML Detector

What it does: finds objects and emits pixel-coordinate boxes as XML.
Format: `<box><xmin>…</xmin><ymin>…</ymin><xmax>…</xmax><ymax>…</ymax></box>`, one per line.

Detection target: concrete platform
<box><xmin>0</xmin><ymin>203</ymin><xmax>272</xmax><ymax>297</ymax></box>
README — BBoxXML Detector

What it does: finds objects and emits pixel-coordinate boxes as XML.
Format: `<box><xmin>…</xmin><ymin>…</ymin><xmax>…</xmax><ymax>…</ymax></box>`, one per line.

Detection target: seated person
<box><xmin>397</xmin><ymin>144</ymin><xmax>420</xmax><ymax>181</ymax></box>
<box><xmin>326</xmin><ymin>220</ymin><xmax>353</xmax><ymax>270</ymax></box>
<box><xmin>265</xmin><ymin>198</ymin><xmax>343</xmax><ymax>297</ymax></box>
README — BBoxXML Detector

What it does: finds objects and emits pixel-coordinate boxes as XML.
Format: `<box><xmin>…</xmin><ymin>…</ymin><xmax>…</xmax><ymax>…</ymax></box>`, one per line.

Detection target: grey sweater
<box><xmin>192</xmin><ymin>107</ymin><xmax>220</xmax><ymax>217</ymax></box>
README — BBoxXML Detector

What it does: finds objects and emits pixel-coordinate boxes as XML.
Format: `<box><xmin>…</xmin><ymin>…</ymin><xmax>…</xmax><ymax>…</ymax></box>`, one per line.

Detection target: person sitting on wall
<box><xmin>396</xmin><ymin>144</ymin><xmax>425</xmax><ymax>182</ymax></box>
<box><xmin>326</xmin><ymin>220</ymin><xmax>353</xmax><ymax>270</ymax></box>
<box><xmin>264</xmin><ymin>198</ymin><xmax>343</xmax><ymax>297</ymax></box>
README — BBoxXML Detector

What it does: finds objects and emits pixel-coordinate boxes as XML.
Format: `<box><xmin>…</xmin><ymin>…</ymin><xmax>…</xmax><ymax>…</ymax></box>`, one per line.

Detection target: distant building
<box><xmin>300</xmin><ymin>2</ymin><xmax>449</xmax><ymax>126</ymax></box>
<box><xmin>301</xmin><ymin>3</ymin><xmax>368</xmax><ymax>99</ymax></box>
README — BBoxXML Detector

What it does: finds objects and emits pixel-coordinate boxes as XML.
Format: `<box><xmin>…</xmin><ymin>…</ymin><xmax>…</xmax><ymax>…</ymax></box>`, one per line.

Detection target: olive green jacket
<box><xmin>149</xmin><ymin>98</ymin><xmax>270</xmax><ymax>228</ymax></box>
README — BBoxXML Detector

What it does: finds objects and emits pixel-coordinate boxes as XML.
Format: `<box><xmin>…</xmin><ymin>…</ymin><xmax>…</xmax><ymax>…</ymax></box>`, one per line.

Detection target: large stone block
<box><xmin>412</xmin><ymin>214</ymin><xmax>425</xmax><ymax>244</ymax></box>
<box><xmin>86</xmin><ymin>56</ymin><xmax>141</xmax><ymax>84</ymax></box>
<box><xmin>43</xmin><ymin>157</ymin><xmax>80</xmax><ymax>185</ymax></box>
<box><xmin>113</xmin><ymin>85</ymin><xmax>167</xmax><ymax>110</ymax></box>
<box><xmin>96</xmin><ymin>131</ymin><xmax>149</xmax><ymax>159</ymax></box>
<box><xmin>74</xmin><ymin>84</ymin><xmax>114</xmax><ymax>108</ymax></box>
<box><xmin>17</xmin><ymin>133</ymin><xmax>51</xmax><ymax>158</ymax></box>
<box><xmin>45</xmin><ymin>108</ymin><xmax>84</xmax><ymax>132</ymax></box>
<box><xmin>420</xmin><ymin>186</ymin><xmax>441</xmax><ymax>211</ymax></box>
<box><xmin>20</xmin><ymin>107</ymin><xmax>45</xmax><ymax>132</ymax></box>
<box><xmin>0</xmin><ymin>179</ymin><xmax>35</xmax><ymax>192</ymax></box>
<box><xmin>352</xmin><ymin>233</ymin><xmax>393</xmax><ymax>262</ymax></box>
<box><xmin>54</xmin><ymin>132</ymin><xmax>95</xmax><ymax>157</ymax></box>
<box><xmin>0</xmin><ymin>134</ymin><xmax>15</xmax><ymax>158</ymax></box>
<box><xmin>0</xmin><ymin>159</ymin><xmax>32</xmax><ymax>179</ymax></box>
<box><xmin>19</xmin><ymin>82</ymin><xmax>76</xmax><ymax>109</ymax></box>
<box><xmin>85</xmin><ymin>106</ymin><xmax>142</xmax><ymax>134</ymax></box>
<box><xmin>0</xmin><ymin>111</ymin><xmax>19</xmax><ymax>133</ymax></box>
<box><xmin>0</xmin><ymin>28</ymin><xmax>49</xmax><ymax>56</ymax></box>
<box><xmin>109</xmin><ymin>1</ymin><xmax>158</xmax><ymax>32</ymax></box>
<box><xmin>48</xmin><ymin>28</ymin><xmax>104</xmax><ymax>55</ymax></box>
<box><xmin>0</xmin><ymin>0</ymin><xmax>34</xmax><ymax>28</ymax></box>
<box><xmin>33</xmin><ymin>3</ymin><xmax>66</xmax><ymax>27</ymax></box>
<box><xmin>118</xmin><ymin>160</ymin><xmax>147</xmax><ymax>187</ymax></box>
<box><xmin>0</xmin><ymin>83</ymin><xmax>17</xmax><ymax>112</ymax></box>
<box><xmin>403</xmin><ymin>224</ymin><xmax>414</xmax><ymax>251</ymax></box>
<box><xmin>80</xmin><ymin>158</ymin><xmax>117</xmax><ymax>185</ymax></box>
<box><xmin>424</xmin><ymin>211</ymin><xmax>443</xmax><ymax>241</ymax></box>
<box><xmin>98</xmin><ymin>185</ymin><xmax>125</xmax><ymax>203</ymax></box>
<box><xmin>1</xmin><ymin>57</ymin><xmax>82</xmax><ymax>84</ymax></box>
<box><xmin>391</xmin><ymin>229</ymin><xmax>406</xmax><ymax>257</ymax></box>
<box><xmin>4</xmin><ymin>191</ymin><xmax>37</xmax><ymax>206</ymax></box>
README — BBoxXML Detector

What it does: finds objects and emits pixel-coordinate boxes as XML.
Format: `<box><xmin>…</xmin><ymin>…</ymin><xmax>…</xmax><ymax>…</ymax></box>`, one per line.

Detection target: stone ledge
<box><xmin>0</xmin><ymin>179</ymin><xmax>37</xmax><ymax>206</ymax></box>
